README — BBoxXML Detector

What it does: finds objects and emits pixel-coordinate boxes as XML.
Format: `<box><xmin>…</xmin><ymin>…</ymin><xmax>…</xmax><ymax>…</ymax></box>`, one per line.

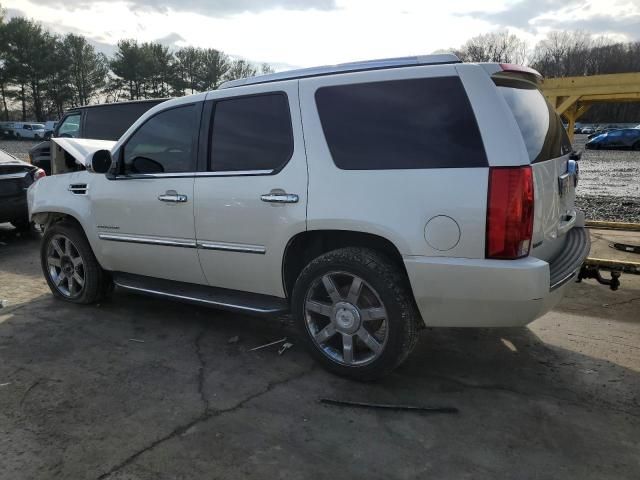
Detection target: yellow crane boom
<box><xmin>541</xmin><ymin>72</ymin><xmax>640</xmax><ymax>141</ymax></box>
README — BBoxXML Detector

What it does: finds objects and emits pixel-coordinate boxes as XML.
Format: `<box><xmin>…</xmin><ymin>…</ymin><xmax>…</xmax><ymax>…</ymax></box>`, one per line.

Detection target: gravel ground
<box><xmin>0</xmin><ymin>138</ymin><xmax>38</xmax><ymax>162</ymax></box>
<box><xmin>1</xmin><ymin>135</ymin><xmax>639</xmax><ymax>222</ymax></box>
<box><xmin>573</xmin><ymin>134</ymin><xmax>640</xmax><ymax>223</ymax></box>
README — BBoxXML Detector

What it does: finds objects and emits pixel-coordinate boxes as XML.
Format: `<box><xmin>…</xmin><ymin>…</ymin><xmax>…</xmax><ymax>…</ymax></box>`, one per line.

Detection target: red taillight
<box><xmin>486</xmin><ymin>166</ymin><xmax>534</xmax><ymax>259</ymax></box>
<box><xmin>34</xmin><ymin>168</ymin><xmax>46</xmax><ymax>181</ymax></box>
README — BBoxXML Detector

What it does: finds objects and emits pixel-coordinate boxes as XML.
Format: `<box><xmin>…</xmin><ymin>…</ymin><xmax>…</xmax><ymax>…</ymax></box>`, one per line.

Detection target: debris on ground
<box><xmin>320</xmin><ymin>398</ymin><xmax>459</xmax><ymax>414</ymax></box>
<box><xmin>0</xmin><ymin>299</ymin><xmax>6</xmax><ymax>308</ymax></box>
<box><xmin>611</xmin><ymin>242</ymin><xmax>640</xmax><ymax>254</ymax></box>
<box><xmin>227</xmin><ymin>335</ymin><xmax>240</xmax><ymax>344</ymax></box>
<box><xmin>249</xmin><ymin>337</ymin><xmax>287</xmax><ymax>352</ymax></box>
<box><xmin>128</xmin><ymin>338</ymin><xmax>145</xmax><ymax>343</ymax></box>
<box><xmin>278</xmin><ymin>342</ymin><xmax>293</xmax><ymax>355</ymax></box>
<box><xmin>0</xmin><ymin>382</ymin><xmax>11</xmax><ymax>387</ymax></box>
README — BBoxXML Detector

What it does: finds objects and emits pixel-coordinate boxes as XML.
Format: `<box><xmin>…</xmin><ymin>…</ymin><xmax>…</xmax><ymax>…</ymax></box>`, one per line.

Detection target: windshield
<box><xmin>56</xmin><ymin>113</ymin><xmax>81</xmax><ymax>138</ymax></box>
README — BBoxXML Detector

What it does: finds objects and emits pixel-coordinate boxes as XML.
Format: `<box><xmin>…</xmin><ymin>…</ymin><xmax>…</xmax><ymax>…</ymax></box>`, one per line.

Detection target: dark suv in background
<box><xmin>29</xmin><ymin>99</ymin><xmax>168</xmax><ymax>174</ymax></box>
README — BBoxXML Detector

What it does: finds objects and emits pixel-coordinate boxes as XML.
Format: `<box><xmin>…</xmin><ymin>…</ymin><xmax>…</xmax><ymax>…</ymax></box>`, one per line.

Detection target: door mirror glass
<box><xmin>90</xmin><ymin>149</ymin><xmax>113</xmax><ymax>174</ymax></box>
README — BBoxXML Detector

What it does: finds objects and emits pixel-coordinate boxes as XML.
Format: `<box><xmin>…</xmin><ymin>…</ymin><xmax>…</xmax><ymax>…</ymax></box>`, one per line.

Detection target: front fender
<box><xmin>28</xmin><ymin>171</ymin><xmax>98</xmax><ymax>247</ymax></box>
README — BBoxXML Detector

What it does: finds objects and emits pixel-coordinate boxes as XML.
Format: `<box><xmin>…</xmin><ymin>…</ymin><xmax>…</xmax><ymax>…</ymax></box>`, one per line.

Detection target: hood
<box><xmin>51</xmin><ymin>138</ymin><xmax>117</xmax><ymax>169</ymax></box>
<box><xmin>0</xmin><ymin>149</ymin><xmax>32</xmax><ymax>167</ymax></box>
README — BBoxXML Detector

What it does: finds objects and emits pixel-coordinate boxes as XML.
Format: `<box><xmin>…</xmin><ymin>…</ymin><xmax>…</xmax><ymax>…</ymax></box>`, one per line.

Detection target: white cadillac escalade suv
<box><xmin>28</xmin><ymin>54</ymin><xmax>590</xmax><ymax>380</ymax></box>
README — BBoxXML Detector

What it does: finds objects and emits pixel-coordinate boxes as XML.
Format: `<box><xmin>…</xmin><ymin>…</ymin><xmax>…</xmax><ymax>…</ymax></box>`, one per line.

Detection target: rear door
<box><xmin>492</xmin><ymin>74</ymin><xmax>575</xmax><ymax>261</ymax></box>
<box><xmin>194</xmin><ymin>81</ymin><xmax>307</xmax><ymax>297</ymax></box>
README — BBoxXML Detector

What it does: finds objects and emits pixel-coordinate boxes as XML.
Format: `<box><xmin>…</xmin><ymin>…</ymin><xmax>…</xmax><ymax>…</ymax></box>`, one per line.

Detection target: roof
<box><xmin>219</xmin><ymin>54</ymin><xmax>461</xmax><ymax>89</ymax></box>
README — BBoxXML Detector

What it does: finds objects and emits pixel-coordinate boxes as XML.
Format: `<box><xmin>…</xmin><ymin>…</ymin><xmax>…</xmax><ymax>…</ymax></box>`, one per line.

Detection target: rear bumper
<box><xmin>404</xmin><ymin>227</ymin><xmax>590</xmax><ymax>327</ymax></box>
<box><xmin>0</xmin><ymin>194</ymin><xmax>28</xmax><ymax>222</ymax></box>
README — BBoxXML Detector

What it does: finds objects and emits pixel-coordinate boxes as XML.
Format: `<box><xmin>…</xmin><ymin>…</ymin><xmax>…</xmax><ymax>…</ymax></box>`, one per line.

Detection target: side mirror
<box><xmin>569</xmin><ymin>150</ymin><xmax>582</xmax><ymax>161</ymax></box>
<box><xmin>90</xmin><ymin>150</ymin><xmax>113</xmax><ymax>174</ymax></box>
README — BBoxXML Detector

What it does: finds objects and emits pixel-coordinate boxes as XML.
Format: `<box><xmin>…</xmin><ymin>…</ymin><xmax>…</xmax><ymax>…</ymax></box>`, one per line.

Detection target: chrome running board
<box><xmin>112</xmin><ymin>272</ymin><xmax>289</xmax><ymax>316</ymax></box>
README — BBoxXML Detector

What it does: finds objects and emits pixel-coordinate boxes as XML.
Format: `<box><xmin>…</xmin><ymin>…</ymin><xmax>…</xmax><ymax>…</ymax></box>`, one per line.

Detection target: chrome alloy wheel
<box><xmin>46</xmin><ymin>234</ymin><xmax>86</xmax><ymax>298</ymax></box>
<box><xmin>304</xmin><ymin>271</ymin><xmax>388</xmax><ymax>366</ymax></box>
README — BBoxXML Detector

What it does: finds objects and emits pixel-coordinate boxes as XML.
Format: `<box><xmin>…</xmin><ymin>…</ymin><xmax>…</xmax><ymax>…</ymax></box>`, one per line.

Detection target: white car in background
<box><xmin>28</xmin><ymin>54</ymin><xmax>590</xmax><ymax>380</ymax></box>
<box><xmin>13</xmin><ymin>122</ymin><xmax>47</xmax><ymax>139</ymax></box>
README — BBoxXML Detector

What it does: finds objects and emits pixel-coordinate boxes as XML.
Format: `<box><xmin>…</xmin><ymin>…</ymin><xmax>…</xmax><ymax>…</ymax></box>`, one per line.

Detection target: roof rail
<box><xmin>219</xmin><ymin>53</ymin><xmax>461</xmax><ymax>89</ymax></box>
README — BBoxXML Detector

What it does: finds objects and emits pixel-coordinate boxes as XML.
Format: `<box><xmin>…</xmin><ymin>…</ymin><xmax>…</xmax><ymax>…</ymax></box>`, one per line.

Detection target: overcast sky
<box><xmin>6</xmin><ymin>0</ymin><xmax>640</xmax><ymax>69</ymax></box>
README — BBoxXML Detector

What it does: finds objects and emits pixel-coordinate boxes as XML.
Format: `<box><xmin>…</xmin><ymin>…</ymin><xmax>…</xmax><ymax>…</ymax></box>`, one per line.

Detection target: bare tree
<box><xmin>455</xmin><ymin>31</ymin><xmax>527</xmax><ymax>64</ymax></box>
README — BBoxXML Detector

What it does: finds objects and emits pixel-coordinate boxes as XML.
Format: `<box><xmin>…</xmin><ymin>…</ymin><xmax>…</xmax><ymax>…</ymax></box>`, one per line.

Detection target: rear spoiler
<box><xmin>480</xmin><ymin>63</ymin><xmax>543</xmax><ymax>85</ymax></box>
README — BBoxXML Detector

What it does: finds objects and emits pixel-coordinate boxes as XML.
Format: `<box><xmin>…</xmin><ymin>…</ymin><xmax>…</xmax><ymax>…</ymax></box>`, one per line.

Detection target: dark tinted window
<box><xmin>315</xmin><ymin>77</ymin><xmax>487</xmax><ymax>170</ymax></box>
<box><xmin>84</xmin><ymin>101</ymin><xmax>164</xmax><ymax>140</ymax></box>
<box><xmin>123</xmin><ymin>104</ymin><xmax>198</xmax><ymax>174</ymax></box>
<box><xmin>495</xmin><ymin>77</ymin><xmax>572</xmax><ymax>163</ymax></box>
<box><xmin>210</xmin><ymin>93</ymin><xmax>293</xmax><ymax>172</ymax></box>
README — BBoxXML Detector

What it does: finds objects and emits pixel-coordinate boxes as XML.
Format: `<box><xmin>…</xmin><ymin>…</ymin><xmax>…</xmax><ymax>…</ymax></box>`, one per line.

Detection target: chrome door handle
<box><xmin>158</xmin><ymin>190</ymin><xmax>188</xmax><ymax>203</ymax></box>
<box><xmin>260</xmin><ymin>193</ymin><xmax>299</xmax><ymax>204</ymax></box>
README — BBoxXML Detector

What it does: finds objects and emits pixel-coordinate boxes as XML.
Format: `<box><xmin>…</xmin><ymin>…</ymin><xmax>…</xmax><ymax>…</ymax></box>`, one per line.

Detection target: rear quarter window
<box><xmin>314</xmin><ymin>76</ymin><xmax>487</xmax><ymax>170</ymax></box>
<box><xmin>494</xmin><ymin>77</ymin><xmax>572</xmax><ymax>163</ymax></box>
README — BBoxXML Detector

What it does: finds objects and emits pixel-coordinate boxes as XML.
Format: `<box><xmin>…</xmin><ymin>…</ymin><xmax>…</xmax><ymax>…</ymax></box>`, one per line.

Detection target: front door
<box><xmin>194</xmin><ymin>82</ymin><xmax>307</xmax><ymax>297</ymax></box>
<box><xmin>91</xmin><ymin>102</ymin><xmax>207</xmax><ymax>285</ymax></box>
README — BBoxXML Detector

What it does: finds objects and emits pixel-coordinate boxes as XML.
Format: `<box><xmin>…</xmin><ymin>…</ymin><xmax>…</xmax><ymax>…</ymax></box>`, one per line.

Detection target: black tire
<box><xmin>633</xmin><ymin>141</ymin><xmax>640</xmax><ymax>151</ymax></box>
<box><xmin>292</xmin><ymin>247</ymin><xmax>420</xmax><ymax>381</ymax></box>
<box><xmin>40</xmin><ymin>221</ymin><xmax>112</xmax><ymax>304</ymax></box>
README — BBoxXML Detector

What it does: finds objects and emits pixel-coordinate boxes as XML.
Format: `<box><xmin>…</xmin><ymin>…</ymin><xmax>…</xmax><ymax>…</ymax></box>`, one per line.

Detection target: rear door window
<box><xmin>494</xmin><ymin>77</ymin><xmax>571</xmax><ymax>163</ymax></box>
<box><xmin>209</xmin><ymin>93</ymin><xmax>293</xmax><ymax>172</ymax></box>
<box><xmin>314</xmin><ymin>76</ymin><xmax>487</xmax><ymax>170</ymax></box>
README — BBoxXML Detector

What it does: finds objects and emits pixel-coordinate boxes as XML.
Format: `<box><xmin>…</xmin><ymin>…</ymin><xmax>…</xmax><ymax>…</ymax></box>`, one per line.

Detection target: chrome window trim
<box><xmin>111</xmin><ymin>169</ymin><xmax>273</xmax><ymax>180</ymax></box>
<box><xmin>197</xmin><ymin>241</ymin><xmax>266</xmax><ymax>254</ymax></box>
<box><xmin>98</xmin><ymin>233</ymin><xmax>197</xmax><ymax>248</ymax></box>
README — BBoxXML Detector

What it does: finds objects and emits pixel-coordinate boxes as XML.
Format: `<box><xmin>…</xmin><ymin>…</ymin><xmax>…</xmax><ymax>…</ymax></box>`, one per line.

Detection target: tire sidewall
<box><xmin>292</xmin><ymin>248</ymin><xmax>415</xmax><ymax>380</ymax></box>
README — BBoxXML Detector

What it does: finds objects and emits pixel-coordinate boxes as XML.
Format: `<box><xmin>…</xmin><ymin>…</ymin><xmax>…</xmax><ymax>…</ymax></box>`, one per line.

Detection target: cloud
<box><xmin>5</xmin><ymin>8</ymin><xmax>28</xmax><ymax>19</ymax></box>
<box><xmin>537</xmin><ymin>14</ymin><xmax>640</xmax><ymax>40</ymax></box>
<box><xmin>42</xmin><ymin>0</ymin><xmax>338</xmax><ymax>16</ymax></box>
<box><xmin>155</xmin><ymin>32</ymin><xmax>187</xmax><ymax>48</ymax></box>
<box><xmin>459</xmin><ymin>0</ymin><xmax>640</xmax><ymax>39</ymax></box>
<box><xmin>463</xmin><ymin>0</ymin><xmax>582</xmax><ymax>30</ymax></box>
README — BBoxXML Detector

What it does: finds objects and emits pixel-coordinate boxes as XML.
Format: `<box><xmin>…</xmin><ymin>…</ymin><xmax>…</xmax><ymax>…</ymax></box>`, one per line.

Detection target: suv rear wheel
<box><xmin>292</xmin><ymin>247</ymin><xmax>420</xmax><ymax>381</ymax></box>
<box><xmin>41</xmin><ymin>221</ymin><xmax>112</xmax><ymax>304</ymax></box>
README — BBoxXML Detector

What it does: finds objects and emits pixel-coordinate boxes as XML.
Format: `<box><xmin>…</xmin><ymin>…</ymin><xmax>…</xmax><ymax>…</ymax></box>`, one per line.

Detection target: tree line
<box><xmin>453</xmin><ymin>31</ymin><xmax>640</xmax><ymax>123</ymax></box>
<box><xmin>1</xmin><ymin>3</ymin><xmax>639</xmax><ymax>123</ymax></box>
<box><xmin>0</xmin><ymin>4</ymin><xmax>273</xmax><ymax>121</ymax></box>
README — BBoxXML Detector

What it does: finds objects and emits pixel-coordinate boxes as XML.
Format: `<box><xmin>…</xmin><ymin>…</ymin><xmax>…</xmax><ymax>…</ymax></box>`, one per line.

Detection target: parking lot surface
<box><xmin>1</xmin><ymin>224</ymin><xmax>639</xmax><ymax>480</ymax></box>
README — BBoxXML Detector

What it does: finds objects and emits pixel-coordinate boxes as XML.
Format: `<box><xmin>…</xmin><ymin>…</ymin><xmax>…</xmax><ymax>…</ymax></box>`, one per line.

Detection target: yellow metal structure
<box><xmin>541</xmin><ymin>72</ymin><xmax>640</xmax><ymax>141</ymax></box>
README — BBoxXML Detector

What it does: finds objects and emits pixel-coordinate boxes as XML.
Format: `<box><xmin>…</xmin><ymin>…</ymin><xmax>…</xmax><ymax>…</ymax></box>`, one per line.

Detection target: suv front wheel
<box><xmin>41</xmin><ymin>221</ymin><xmax>112</xmax><ymax>304</ymax></box>
<box><xmin>292</xmin><ymin>247</ymin><xmax>420</xmax><ymax>381</ymax></box>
